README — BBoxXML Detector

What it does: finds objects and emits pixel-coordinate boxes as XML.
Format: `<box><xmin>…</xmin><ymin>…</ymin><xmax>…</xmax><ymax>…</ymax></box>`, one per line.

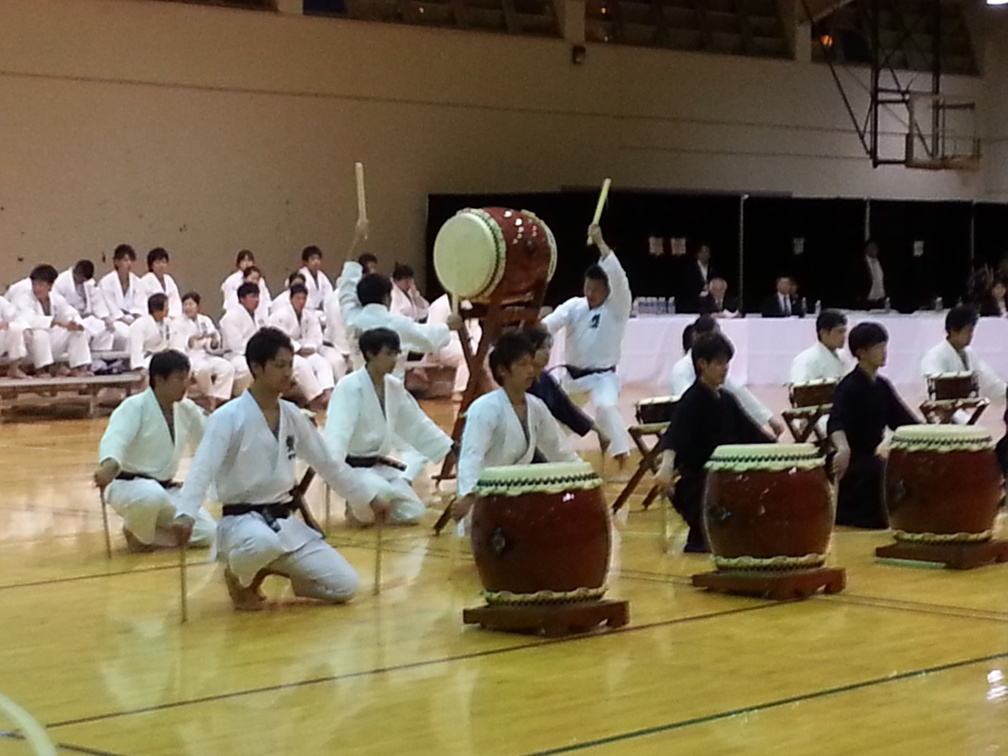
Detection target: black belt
<box><xmin>116</xmin><ymin>471</ymin><xmax>180</xmax><ymax>489</ymax></box>
<box><xmin>346</xmin><ymin>454</ymin><xmax>407</xmax><ymax>471</ymax></box>
<box><xmin>221</xmin><ymin>502</ymin><xmax>294</xmax><ymax>532</ymax></box>
<box><xmin>566</xmin><ymin>365</ymin><xmax>616</xmax><ymax>380</ymax></box>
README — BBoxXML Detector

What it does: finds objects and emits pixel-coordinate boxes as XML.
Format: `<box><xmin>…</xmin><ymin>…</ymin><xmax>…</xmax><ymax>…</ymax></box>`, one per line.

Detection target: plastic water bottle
<box><xmin>631</xmin><ymin>297</ymin><xmax>640</xmax><ymax>317</ymax></box>
<box><xmin>814</xmin><ymin>300</ymin><xmax>821</xmax><ymax>315</ymax></box>
<box><xmin>935</xmin><ymin>297</ymin><xmax>943</xmax><ymax>311</ymax></box>
<box><xmin>800</xmin><ymin>297</ymin><xmax>807</xmax><ymax>317</ymax></box>
<box><xmin>884</xmin><ymin>297</ymin><xmax>891</xmax><ymax>313</ymax></box>
<box><xmin>668</xmin><ymin>296</ymin><xmax>676</xmax><ymax>314</ymax></box>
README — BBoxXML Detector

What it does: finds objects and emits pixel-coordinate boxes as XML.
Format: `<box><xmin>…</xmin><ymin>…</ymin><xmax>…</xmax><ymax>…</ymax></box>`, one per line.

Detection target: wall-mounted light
<box><xmin>571</xmin><ymin>44</ymin><xmax>587</xmax><ymax>65</ymax></box>
<box><xmin>986</xmin><ymin>0</ymin><xmax>1008</xmax><ymax>6</ymax></box>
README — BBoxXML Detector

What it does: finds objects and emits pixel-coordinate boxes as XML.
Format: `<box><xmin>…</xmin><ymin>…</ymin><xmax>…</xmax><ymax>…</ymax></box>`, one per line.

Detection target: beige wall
<box><xmin>0</xmin><ymin>0</ymin><xmax>1004</xmax><ymax>311</ymax></box>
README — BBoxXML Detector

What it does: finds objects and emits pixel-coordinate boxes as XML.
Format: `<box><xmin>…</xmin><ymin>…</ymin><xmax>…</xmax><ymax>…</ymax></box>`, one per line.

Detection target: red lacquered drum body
<box><xmin>470</xmin><ymin>462</ymin><xmax>610</xmax><ymax>604</ymax></box>
<box><xmin>703</xmin><ymin>444</ymin><xmax>833</xmax><ymax>570</ymax></box>
<box><xmin>433</xmin><ymin>207</ymin><xmax>558</xmax><ymax>305</ymax></box>
<box><xmin>885</xmin><ymin>425</ymin><xmax>1004</xmax><ymax>544</ymax></box>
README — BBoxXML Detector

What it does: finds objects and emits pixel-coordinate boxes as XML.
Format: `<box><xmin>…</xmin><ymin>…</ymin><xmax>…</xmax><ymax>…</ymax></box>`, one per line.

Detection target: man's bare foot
<box><xmin>6</xmin><ymin>365</ymin><xmax>28</xmax><ymax>379</ymax></box>
<box><xmin>224</xmin><ymin>567</ymin><xmax>265</xmax><ymax>611</ymax></box>
<box><xmin>69</xmin><ymin>366</ymin><xmax>92</xmax><ymax>378</ymax></box>
<box><xmin>123</xmin><ymin>527</ymin><xmax>156</xmax><ymax>553</ymax></box>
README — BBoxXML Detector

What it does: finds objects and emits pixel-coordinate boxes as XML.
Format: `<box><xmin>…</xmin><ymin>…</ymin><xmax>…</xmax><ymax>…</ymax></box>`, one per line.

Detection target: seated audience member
<box><xmin>0</xmin><ymin>295</ymin><xmax>29</xmax><ymax>378</ymax></box>
<box><xmin>420</xmin><ymin>293</ymin><xmax>481</xmax><ymax>397</ymax></box>
<box><xmin>761</xmin><ymin>276</ymin><xmax>803</xmax><ymax>318</ymax></box>
<box><xmin>358</xmin><ymin>253</ymin><xmax>379</xmax><ymax>275</ymax></box>
<box><xmin>656</xmin><ymin>332</ymin><xmax>774</xmax><ymax>553</ymax></box>
<box><xmin>390</xmin><ymin>263</ymin><xmax>430</xmax><ymax>322</ymax></box>
<box><xmin>140</xmin><ymin>248</ymin><xmax>183</xmax><ymax>319</ymax></box>
<box><xmin>270</xmin><ymin>271</ymin><xmax>307</xmax><ymax>316</ymax></box>
<box><xmin>129</xmin><ymin>294</ymin><xmax>174</xmax><ymax>372</ymax></box>
<box><xmin>99</xmin><ymin>244</ymin><xmax>146</xmax><ymax>328</ymax></box>
<box><xmin>221</xmin><ymin>250</ymin><xmax>271</xmax><ymax>314</ymax></box>
<box><xmin>11</xmin><ymin>264</ymin><xmax>92</xmax><ymax>377</ymax></box>
<box><xmin>299</xmin><ymin>245</ymin><xmax>333</xmax><ymax>311</ymax></box>
<box><xmin>225</xmin><ymin>265</ymin><xmax>271</xmax><ymax>318</ymax></box>
<box><xmin>268</xmin><ymin>283</ymin><xmax>336</xmax><ymax>411</ymax></box>
<box><xmin>55</xmin><ymin>259</ymin><xmax>127</xmax><ymax>352</ymax></box>
<box><xmin>789</xmin><ymin>310</ymin><xmax>852</xmax><ymax>385</ymax></box>
<box><xmin>219</xmin><ymin>282</ymin><xmax>268</xmax><ymax>393</ymax></box>
<box><xmin>829</xmin><ymin>322</ymin><xmax>919</xmax><ymax>529</ymax></box>
<box><xmin>93</xmin><ymin>350</ymin><xmax>216</xmax><ymax>551</ymax></box>
<box><xmin>174</xmin><ymin>291</ymin><xmax>236</xmax><ymax>409</ymax></box>
<box><xmin>323</xmin><ymin>327</ymin><xmax>452</xmax><ymax>527</ymax></box>
<box><xmin>698</xmin><ymin>278</ymin><xmax>741</xmax><ymax>318</ymax></box>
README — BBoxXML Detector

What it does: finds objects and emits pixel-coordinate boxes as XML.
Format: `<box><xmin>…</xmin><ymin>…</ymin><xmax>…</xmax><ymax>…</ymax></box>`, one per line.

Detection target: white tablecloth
<box><xmin>550</xmin><ymin>314</ymin><xmax>1008</xmax><ymax>389</ymax></box>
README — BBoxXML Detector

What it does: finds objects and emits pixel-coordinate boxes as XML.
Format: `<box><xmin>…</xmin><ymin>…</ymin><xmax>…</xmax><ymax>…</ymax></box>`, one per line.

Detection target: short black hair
<box><xmin>287</xmin><ymin>270</ymin><xmax>306</xmax><ymax>287</ymax></box>
<box><xmin>359</xmin><ymin>327</ymin><xmax>401</xmax><ymax>361</ymax></box>
<box><xmin>73</xmin><ymin>259</ymin><xmax>95</xmax><ymax>280</ymax></box>
<box><xmin>182</xmin><ymin>291</ymin><xmax>201</xmax><ymax>305</ymax></box>
<box><xmin>357</xmin><ymin>273</ymin><xmax>393</xmax><ymax>306</ymax></box>
<box><xmin>237</xmin><ymin>282</ymin><xmax>260</xmax><ymax>300</ymax></box>
<box><xmin>289</xmin><ymin>283</ymin><xmax>308</xmax><ymax>298</ymax></box>
<box><xmin>681</xmin><ymin>324</ymin><xmax>695</xmax><ymax>354</ymax></box>
<box><xmin>489</xmin><ymin>331</ymin><xmax>534</xmax><ymax>384</ymax></box>
<box><xmin>392</xmin><ymin>263</ymin><xmax>414</xmax><ymax>281</ymax></box>
<box><xmin>692</xmin><ymin>314</ymin><xmax>719</xmax><ymax>339</ymax></box>
<box><xmin>584</xmin><ymin>264</ymin><xmax>609</xmax><ymax>289</ymax></box>
<box><xmin>146</xmin><ymin>247</ymin><xmax>169</xmax><ymax>270</ymax></box>
<box><xmin>301</xmin><ymin>245</ymin><xmax>322</xmax><ymax>263</ymax></box>
<box><xmin>235</xmin><ymin>249</ymin><xmax>254</xmax><ymax>266</ymax></box>
<box><xmin>358</xmin><ymin>252</ymin><xmax>378</xmax><ymax>268</ymax></box>
<box><xmin>945</xmin><ymin>304</ymin><xmax>979</xmax><ymax>333</ymax></box>
<box><xmin>243</xmin><ymin>265</ymin><xmax>261</xmax><ymax>279</ymax></box>
<box><xmin>147</xmin><ymin>293</ymin><xmax>168</xmax><ymax>314</ymax></box>
<box><xmin>691</xmin><ymin>332</ymin><xmax>735</xmax><ymax>370</ymax></box>
<box><xmin>246</xmin><ymin>327</ymin><xmax>293</xmax><ymax>370</ymax></box>
<box><xmin>816</xmin><ymin>309</ymin><xmax>847</xmax><ymax>336</ymax></box>
<box><xmin>149</xmin><ymin>350</ymin><xmax>191</xmax><ymax>388</ymax></box>
<box><xmin>29</xmin><ymin>264</ymin><xmax>59</xmax><ymax>284</ymax></box>
<box><xmin>848</xmin><ymin>322</ymin><xmax>888</xmax><ymax>356</ymax></box>
<box><xmin>113</xmin><ymin>244</ymin><xmax>136</xmax><ymax>262</ymax></box>
<box><xmin>526</xmin><ymin>325</ymin><xmax>551</xmax><ymax>351</ymax></box>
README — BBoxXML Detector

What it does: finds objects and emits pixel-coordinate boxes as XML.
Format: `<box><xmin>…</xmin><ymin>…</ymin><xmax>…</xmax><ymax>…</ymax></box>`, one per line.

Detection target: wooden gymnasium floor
<box><xmin>1</xmin><ymin>385</ymin><xmax>1007</xmax><ymax>755</ymax></box>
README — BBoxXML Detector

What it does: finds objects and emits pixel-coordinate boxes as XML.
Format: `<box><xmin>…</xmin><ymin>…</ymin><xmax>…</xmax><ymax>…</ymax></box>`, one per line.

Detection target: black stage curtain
<box><xmin>974</xmin><ymin>202</ymin><xmax>1008</xmax><ymax>272</ymax></box>
<box><xmin>742</xmin><ymin>197</ymin><xmax>866</xmax><ymax>313</ymax></box>
<box><xmin>868</xmin><ymin>200</ymin><xmax>973</xmax><ymax>312</ymax></box>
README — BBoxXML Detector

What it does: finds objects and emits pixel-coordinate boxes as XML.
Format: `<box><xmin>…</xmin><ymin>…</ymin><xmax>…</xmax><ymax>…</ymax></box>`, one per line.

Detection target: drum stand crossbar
<box><xmin>433</xmin><ymin>282</ymin><xmax>550</xmax><ymax>536</ymax></box>
<box><xmin>463</xmin><ymin>599</ymin><xmax>630</xmax><ymax>638</ymax></box>
<box><xmin>875</xmin><ymin>539</ymin><xmax>1008</xmax><ymax>570</ymax></box>
<box><xmin>691</xmin><ymin>567</ymin><xmax>847</xmax><ymax>600</ymax></box>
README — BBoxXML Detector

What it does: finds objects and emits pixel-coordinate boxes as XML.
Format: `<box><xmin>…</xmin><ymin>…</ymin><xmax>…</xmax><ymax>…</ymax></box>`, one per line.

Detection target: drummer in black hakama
<box><xmin>655</xmin><ymin>333</ymin><xmax>773</xmax><ymax>553</ymax></box>
<box><xmin>828</xmin><ymin>322</ymin><xmax>919</xmax><ymax>529</ymax></box>
<box><xmin>526</xmin><ymin>326</ymin><xmax>611</xmax><ymax>456</ymax></box>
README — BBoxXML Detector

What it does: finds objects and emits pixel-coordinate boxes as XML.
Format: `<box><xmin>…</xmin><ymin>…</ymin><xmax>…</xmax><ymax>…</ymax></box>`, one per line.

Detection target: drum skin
<box><xmin>470</xmin><ymin>485</ymin><xmax>610</xmax><ymax>598</ymax></box>
<box><xmin>703</xmin><ymin>466</ymin><xmax>833</xmax><ymax>568</ymax></box>
<box><xmin>434</xmin><ymin>207</ymin><xmax>556</xmax><ymax>305</ymax></box>
<box><xmin>885</xmin><ymin>447</ymin><xmax>1003</xmax><ymax>541</ymax></box>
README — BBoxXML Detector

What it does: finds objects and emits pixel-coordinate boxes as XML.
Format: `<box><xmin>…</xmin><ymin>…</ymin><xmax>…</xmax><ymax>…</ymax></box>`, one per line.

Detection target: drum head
<box><xmin>434</xmin><ymin>210</ymin><xmax>504</xmax><ymax>300</ymax></box>
<box><xmin>707</xmin><ymin>443</ymin><xmax>823</xmax><ymax>471</ymax></box>
<box><xmin>474</xmin><ymin>460</ymin><xmax>600</xmax><ymax>495</ymax></box>
<box><xmin>892</xmin><ymin>423</ymin><xmax>993</xmax><ymax>449</ymax></box>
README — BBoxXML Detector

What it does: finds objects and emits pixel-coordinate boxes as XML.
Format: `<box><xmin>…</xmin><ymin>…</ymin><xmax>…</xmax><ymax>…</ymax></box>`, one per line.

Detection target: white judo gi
<box><xmin>219</xmin><ymin>307</ymin><xmax>267</xmax><ymax>391</ymax></box>
<box><xmin>423</xmin><ymin>294</ymin><xmax>481</xmax><ymax>394</ymax></box>
<box><xmin>10</xmin><ymin>286</ymin><xmax>92</xmax><ymax>370</ymax></box>
<box><xmin>221</xmin><ymin>271</ymin><xmax>271</xmax><ymax>316</ymax></box>
<box><xmin>140</xmin><ymin>272</ymin><xmax>183</xmax><ymax>319</ymax></box>
<box><xmin>99</xmin><ymin>270</ymin><xmax>146</xmax><ymax>325</ymax></box>
<box><xmin>542</xmin><ymin>251</ymin><xmax>633</xmax><ymax>458</ymax></box>
<box><xmin>0</xmin><ymin>296</ymin><xmax>28</xmax><ymax>365</ymax></box>
<box><xmin>54</xmin><ymin>268</ymin><xmax>127</xmax><ymax>352</ymax></box>
<box><xmin>669</xmin><ymin>351</ymin><xmax>774</xmax><ymax>427</ymax></box>
<box><xmin>128</xmin><ymin>314</ymin><xmax>173</xmax><ymax>371</ymax></box>
<box><xmin>298</xmin><ymin>266</ymin><xmax>333</xmax><ymax>312</ymax></box>
<box><xmin>177</xmin><ymin>392</ymin><xmax>373</xmax><ymax>600</ymax></box>
<box><xmin>457</xmin><ymin>388</ymin><xmax>580</xmax><ymax>497</ymax></box>
<box><xmin>172</xmin><ymin>313</ymin><xmax>236</xmax><ymax>401</ymax></box>
<box><xmin>100</xmin><ymin>389</ymin><xmax>216</xmax><ymax>547</ymax></box>
<box><xmin>921</xmin><ymin>339</ymin><xmax>1007</xmax><ymax>423</ymax></box>
<box><xmin>390</xmin><ymin>284</ymin><xmax>430</xmax><ymax>322</ymax></box>
<box><xmin>324</xmin><ymin>368</ymin><xmax>453</xmax><ymax>524</ymax></box>
<box><xmin>789</xmin><ymin>341</ymin><xmax>853</xmax><ymax>433</ymax></box>
<box><xmin>268</xmin><ymin>306</ymin><xmax>339</xmax><ymax>400</ymax></box>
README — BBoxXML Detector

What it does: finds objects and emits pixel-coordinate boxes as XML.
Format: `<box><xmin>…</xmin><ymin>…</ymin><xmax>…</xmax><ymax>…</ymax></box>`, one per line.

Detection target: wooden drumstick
<box><xmin>179</xmin><ymin>540</ymin><xmax>189</xmax><ymax>624</ymax></box>
<box><xmin>373</xmin><ymin>510</ymin><xmax>384</xmax><ymax>596</ymax></box>
<box><xmin>355</xmin><ymin>162</ymin><xmax>368</xmax><ymax>223</ymax></box>
<box><xmin>587</xmin><ymin>178</ymin><xmax>612</xmax><ymax>245</ymax></box>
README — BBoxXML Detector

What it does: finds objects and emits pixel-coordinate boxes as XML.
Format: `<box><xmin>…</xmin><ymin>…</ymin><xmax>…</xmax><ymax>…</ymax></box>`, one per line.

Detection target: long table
<box><xmin>550</xmin><ymin>313</ymin><xmax>1008</xmax><ymax>388</ymax></box>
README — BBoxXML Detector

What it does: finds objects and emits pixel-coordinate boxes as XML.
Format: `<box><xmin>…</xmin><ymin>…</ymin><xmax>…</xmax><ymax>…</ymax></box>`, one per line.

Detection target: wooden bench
<box><xmin>0</xmin><ymin>373</ymin><xmax>145</xmax><ymax>422</ymax></box>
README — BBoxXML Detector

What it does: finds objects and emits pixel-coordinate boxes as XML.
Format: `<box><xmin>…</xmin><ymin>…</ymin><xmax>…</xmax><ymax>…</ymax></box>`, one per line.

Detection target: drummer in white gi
<box><xmin>541</xmin><ymin>224</ymin><xmax>632</xmax><ymax>465</ymax></box>
<box><xmin>452</xmin><ymin>331</ymin><xmax>580</xmax><ymax>521</ymax></box>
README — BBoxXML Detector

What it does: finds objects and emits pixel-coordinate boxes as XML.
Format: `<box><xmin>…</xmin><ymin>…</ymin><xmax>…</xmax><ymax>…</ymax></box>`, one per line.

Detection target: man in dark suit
<box><xmin>698</xmin><ymin>278</ymin><xmax>741</xmax><ymax>318</ymax></box>
<box><xmin>980</xmin><ymin>279</ymin><xmax>1008</xmax><ymax>318</ymax></box>
<box><xmin>682</xmin><ymin>244</ymin><xmax>716</xmax><ymax>313</ymax></box>
<box><xmin>853</xmin><ymin>240</ymin><xmax>888</xmax><ymax>310</ymax></box>
<box><xmin>760</xmin><ymin>276</ymin><xmax>804</xmax><ymax>318</ymax></box>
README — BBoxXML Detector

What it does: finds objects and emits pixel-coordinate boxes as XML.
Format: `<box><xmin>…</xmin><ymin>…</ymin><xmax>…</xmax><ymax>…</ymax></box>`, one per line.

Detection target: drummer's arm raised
<box><xmin>592</xmin><ymin>227</ymin><xmax>632</xmax><ymax>320</ymax></box>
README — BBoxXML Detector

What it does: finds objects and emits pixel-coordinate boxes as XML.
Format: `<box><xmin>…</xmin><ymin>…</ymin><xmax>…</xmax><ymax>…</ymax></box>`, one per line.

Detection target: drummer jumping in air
<box><xmin>452</xmin><ymin>331</ymin><xmax>580</xmax><ymax>521</ymax></box>
<box><xmin>655</xmin><ymin>333</ymin><xmax>774</xmax><ymax>553</ymax></box>
<box><xmin>542</xmin><ymin>224</ymin><xmax>633</xmax><ymax>468</ymax></box>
